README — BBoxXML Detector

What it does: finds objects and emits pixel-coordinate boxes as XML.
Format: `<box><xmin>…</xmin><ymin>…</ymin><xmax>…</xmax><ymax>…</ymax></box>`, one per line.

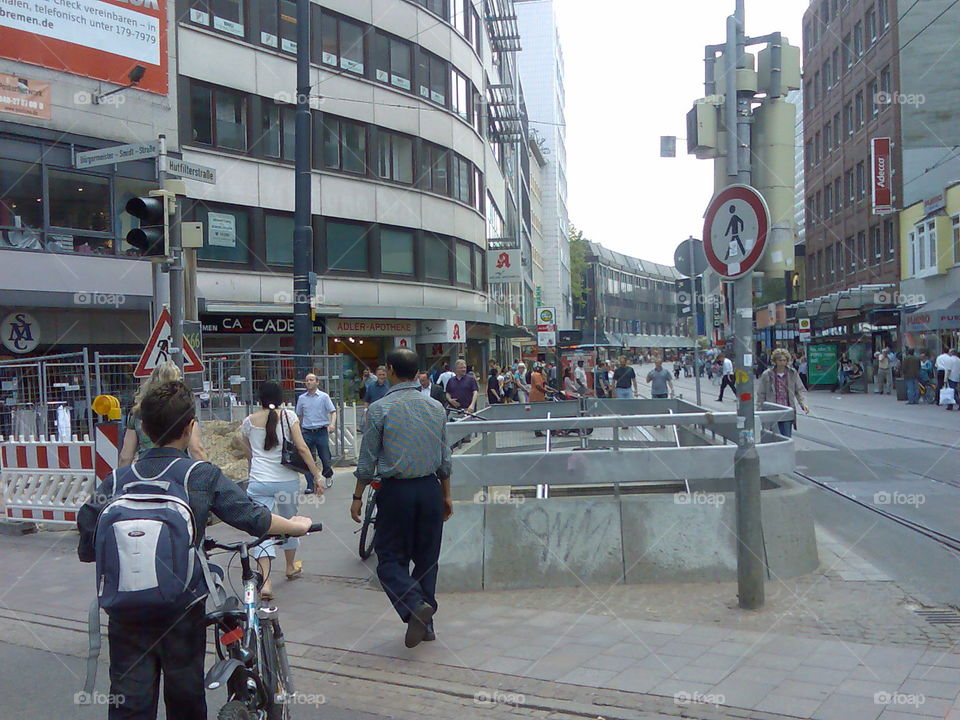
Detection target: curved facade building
<box><xmin>177</xmin><ymin>0</ymin><xmax>529</xmax><ymax>371</ymax></box>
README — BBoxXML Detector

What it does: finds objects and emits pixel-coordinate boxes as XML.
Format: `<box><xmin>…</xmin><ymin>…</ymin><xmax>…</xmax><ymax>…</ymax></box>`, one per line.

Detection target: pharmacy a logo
<box><xmin>2</xmin><ymin>312</ymin><xmax>40</xmax><ymax>354</ymax></box>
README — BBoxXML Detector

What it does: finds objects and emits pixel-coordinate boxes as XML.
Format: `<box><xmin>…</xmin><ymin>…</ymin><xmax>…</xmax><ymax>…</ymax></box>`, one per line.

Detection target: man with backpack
<box><xmin>77</xmin><ymin>380</ymin><xmax>312</xmax><ymax>720</ymax></box>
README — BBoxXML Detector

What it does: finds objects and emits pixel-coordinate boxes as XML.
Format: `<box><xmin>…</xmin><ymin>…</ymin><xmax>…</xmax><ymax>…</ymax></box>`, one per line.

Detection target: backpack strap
<box><xmin>81</xmin><ymin>598</ymin><xmax>101</xmax><ymax>700</ymax></box>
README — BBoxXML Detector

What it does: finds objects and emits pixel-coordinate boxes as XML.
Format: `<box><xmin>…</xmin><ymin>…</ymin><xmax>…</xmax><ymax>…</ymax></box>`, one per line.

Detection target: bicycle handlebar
<box><xmin>203</xmin><ymin>522</ymin><xmax>323</xmax><ymax>553</ymax></box>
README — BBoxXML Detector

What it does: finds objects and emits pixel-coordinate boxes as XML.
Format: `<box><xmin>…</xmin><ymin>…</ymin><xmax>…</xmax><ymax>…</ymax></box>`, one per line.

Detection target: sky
<box><xmin>554</xmin><ymin>0</ymin><xmax>805</xmax><ymax>265</ymax></box>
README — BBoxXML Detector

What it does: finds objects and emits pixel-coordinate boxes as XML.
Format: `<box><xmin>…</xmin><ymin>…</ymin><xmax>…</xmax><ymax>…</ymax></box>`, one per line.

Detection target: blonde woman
<box><xmin>119</xmin><ymin>361</ymin><xmax>208</xmax><ymax>466</ymax></box>
<box><xmin>756</xmin><ymin>348</ymin><xmax>809</xmax><ymax>437</ymax></box>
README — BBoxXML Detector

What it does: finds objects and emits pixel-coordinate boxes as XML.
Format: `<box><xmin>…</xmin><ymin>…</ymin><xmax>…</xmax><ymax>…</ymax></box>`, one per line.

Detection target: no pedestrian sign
<box><xmin>702</xmin><ymin>184</ymin><xmax>770</xmax><ymax>279</ymax></box>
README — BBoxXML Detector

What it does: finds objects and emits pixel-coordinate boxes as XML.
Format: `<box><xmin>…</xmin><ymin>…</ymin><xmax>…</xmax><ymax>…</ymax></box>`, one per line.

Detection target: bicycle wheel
<box><xmin>260</xmin><ymin>620</ymin><xmax>291</xmax><ymax>720</ymax></box>
<box><xmin>358</xmin><ymin>491</ymin><xmax>377</xmax><ymax>560</ymax></box>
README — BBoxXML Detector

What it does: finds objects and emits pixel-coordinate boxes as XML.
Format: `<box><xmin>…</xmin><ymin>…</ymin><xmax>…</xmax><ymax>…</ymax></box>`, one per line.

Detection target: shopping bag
<box><xmin>939</xmin><ymin>387</ymin><xmax>956</xmax><ymax>405</ymax></box>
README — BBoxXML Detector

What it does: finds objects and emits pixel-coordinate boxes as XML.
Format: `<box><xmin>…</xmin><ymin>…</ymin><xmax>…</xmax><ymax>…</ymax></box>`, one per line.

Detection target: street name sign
<box><xmin>75</xmin><ymin>141</ymin><xmax>159</xmax><ymax>169</ymax></box>
<box><xmin>165</xmin><ymin>157</ymin><xmax>218</xmax><ymax>184</ymax></box>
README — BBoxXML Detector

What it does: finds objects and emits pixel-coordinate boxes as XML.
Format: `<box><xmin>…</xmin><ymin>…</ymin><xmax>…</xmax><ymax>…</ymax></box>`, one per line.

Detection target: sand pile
<box><xmin>200</xmin><ymin>420</ymin><xmax>248</xmax><ymax>482</ymax></box>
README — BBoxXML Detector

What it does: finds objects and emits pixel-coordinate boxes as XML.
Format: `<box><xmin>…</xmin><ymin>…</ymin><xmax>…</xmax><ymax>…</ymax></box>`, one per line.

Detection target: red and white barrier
<box><xmin>1</xmin><ymin>435</ymin><xmax>96</xmax><ymax>526</ymax></box>
<box><xmin>95</xmin><ymin>422</ymin><xmax>121</xmax><ymax>482</ymax></box>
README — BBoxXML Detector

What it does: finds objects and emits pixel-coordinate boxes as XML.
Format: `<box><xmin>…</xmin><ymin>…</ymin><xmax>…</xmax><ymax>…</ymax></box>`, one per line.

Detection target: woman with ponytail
<box><xmin>239</xmin><ymin>381</ymin><xmax>322</xmax><ymax>598</ymax></box>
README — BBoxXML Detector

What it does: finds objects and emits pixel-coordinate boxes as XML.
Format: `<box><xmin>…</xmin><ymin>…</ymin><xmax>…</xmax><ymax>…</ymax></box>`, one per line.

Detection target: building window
<box><xmin>835</xmin><ymin>178</ymin><xmax>842</xmax><ymax>211</ymax></box>
<box><xmin>486</xmin><ymin>194</ymin><xmax>504</xmax><ymax>240</ymax></box>
<box><xmin>196</xmin><ymin>203</ymin><xmax>250</xmax><ymax>264</ymax></box>
<box><xmin>265</xmin><ymin>213</ymin><xmax>294</xmax><ymax>265</ymax></box>
<box><xmin>856</xmin><ymin>161</ymin><xmax>866</xmax><ymax>200</ymax></box>
<box><xmin>814</xmin><ymin>131</ymin><xmax>821</xmax><ymax>165</ymax></box>
<box><xmin>380</xmin><ymin>227</ymin><xmax>415</xmax><ymax>275</ymax></box>
<box><xmin>832</xmin><ymin>48</ymin><xmax>840</xmax><ymax>86</ymax></box>
<box><xmin>825</xmin><ymin>183</ymin><xmax>833</xmax><ymax>217</ymax></box>
<box><xmin>842</xmin><ymin>33</ymin><xmax>852</xmax><ymax>68</ymax></box>
<box><xmin>865</xmin><ymin>6</ymin><xmax>877</xmax><ymax>44</ymax></box>
<box><xmin>315</xmin><ymin>10</ymin><xmax>364</xmax><ymax>74</ymax></box>
<box><xmin>469</xmin><ymin>5</ymin><xmax>482</xmax><ymax>56</ymax></box>
<box><xmin>46</xmin><ymin>169</ymin><xmax>112</xmax><ymax>253</ymax></box>
<box><xmin>326</xmin><ymin>220</ymin><xmax>368</xmax><ymax>272</ymax></box>
<box><xmin>845</xmin><ymin>169</ymin><xmax>854</xmax><ymax>202</ymax></box>
<box><xmin>879</xmin><ymin>66</ymin><xmax>891</xmax><ymax>112</ymax></box>
<box><xmin>848</xmin><ymin>237</ymin><xmax>856</xmax><ymax>272</ymax></box>
<box><xmin>260</xmin><ymin>0</ymin><xmax>297</xmax><ymax>53</ymax></box>
<box><xmin>879</xmin><ymin>0</ymin><xmax>888</xmax><ymax>28</ymax></box>
<box><xmin>376</xmin><ymin>131</ymin><xmax>414</xmax><ymax>184</ymax></box>
<box><xmin>0</xmin><ymin>159</ymin><xmax>42</xmax><ymax>236</ymax></box>
<box><xmin>822</xmin><ymin>62</ymin><xmax>831</xmax><ymax>95</ymax></box>
<box><xmin>805</xmin><ymin>139</ymin><xmax>813</xmax><ymax>171</ymax></box>
<box><xmin>373</xmin><ymin>32</ymin><xmax>412</xmax><ymax>91</ymax></box>
<box><xmin>855</xmin><ymin>91</ymin><xmax>864</xmax><ymax>128</ymax></box>
<box><xmin>322</xmin><ymin>116</ymin><xmax>366</xmax><ymax>174</ymax></box>
<box><xmin>853</xmin><ymin>21</ymin><xmax>863</xmax><ymax>58</ymax></box>
<box><xmin>416</xmin><ymin>49</ymin><xmax>447</xmax><ymax>105</ymax></box>
<box><xmin>824</xmin><ymin>121</ymin><xmax>832</xmax><ymax>155</ymax></box>
<box><xmin>423</xmin><ymin>233</ymin><xmax>449</xmax><ymax>281</ymax></box>
<box><xmin>211</xmin><ymin>0</ymin><xmax>244</xmax><ymax>36</ymax></box>
<box><xmin>472</xmin><ymin>246</ymin><xmax>484</xmax><ymax>289</ymax></box>
<box><xmin>843</xmin><ymin>101</ymin><xmax>853</xmax><ymax>135</ymax></box>
<box><xmin>884</xmin><ymin>218</ymin><xmax>895</xmax><ymax>258</ymax></box>
<box><xmin>450</xmin><ymin>153</ymin><xmax>471</xmax><ymax>204</ymax></box>
<box><xmin>858</xmin><ymin>230</ymin><xmax>867</xmax><ymax>265</ymax></box>
<box><xmin>455</xmin><ymin>241</ymin><xmax>472</xmax><ymax>285</ymax></box>
<box><xmin>868</xmin><ymin>80</ymin><xmax>879</xmax><ymax>116</ymax></box>
<box><xmin>412</xmin><ymin>0</ymin><xmax>448</xmax><ymax>18</ymax></box>
<box><xmin>833</xmin><ymin>111</ymin><xmax>841</xmax><ymax>147</ymax></box>
<box><xmin>451</xmin><ymin>70</ymin><xmax>470</xmax><ymax>121</ymax></box>
<box><xmin>871</xmin><ymin>225</ymin><xmax>882</xmax><ymax>263</ymax></box>
<box><xmin>189</xmin><ymin>84</ymin><xmax>247</xmax><ymax>151</ymax></box>
<box><xmin>813</xmin><ymin>71</ymin><xmax>821</xmax><ymax>105</ymax></box>
<box><xmin>262</xmin><ymin>103</ymin><xmax>296</xmax><ymax>161</ymax></box>
<box><xmin>419</xmin><ymin>143</ymin><xmax>448</xmax><ymax>195</ymax></box>
<box><xmin>827</xmin><ymin>246</ymin><xmax>835</xmax><ymax>278</ymax></box>
<box><xmin>451</xmin><ymin>0</ymin><xmax>466</xmax><ymax>37</ymax></box>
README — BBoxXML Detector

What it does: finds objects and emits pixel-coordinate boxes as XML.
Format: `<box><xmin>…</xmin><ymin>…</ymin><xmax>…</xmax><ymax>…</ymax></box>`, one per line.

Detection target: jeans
<box><xmin>374</xmin><ymin>475</ymin><xmax>443</xmax><ymax>621</ymax></box>
<box><xmin>302</xmin><ymin>427</ymin><xmax>333</xmax><ymax>490</ymax></box>
<box><xmin>777</xmin><ymin>420</ymin><xmax>793</xmax><ymax>438</ymax></box>
<box><xmin>247</xmin><ymin>479</ymin><xmax>300</xmax><ymax>559</ymax></box>
<box><xmin>905</xmin><ymin>378</ymin><xmax>919</xmax><ymax>404</ymax></box>
<box><xmin>614</xmin><ymin>387</ymin><xmax>633</xmax><ymax>399</ymax></box>
<box><xmin>107</xmin><ymin>603</ymin><xmax>207</xmax><ymax>720</ymax></box>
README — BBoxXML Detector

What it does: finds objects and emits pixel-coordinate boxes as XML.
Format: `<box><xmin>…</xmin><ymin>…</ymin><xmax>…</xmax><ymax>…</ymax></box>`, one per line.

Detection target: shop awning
<box><xmin>787</xmin><ymin>284</ymin><xmax>895</xmax><ymax>318</ymax></box>
<box><xmin>904</xmin><ymin>296</ymin><xmax>960</xmax><ymax>331</ymax></box>
<box><xmin>492</xmin><ymin>324</ymin><xmax>534</xmax><ymax>339</ymax></box>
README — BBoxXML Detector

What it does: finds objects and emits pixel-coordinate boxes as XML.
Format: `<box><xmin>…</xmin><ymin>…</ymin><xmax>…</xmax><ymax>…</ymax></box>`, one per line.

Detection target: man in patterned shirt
<box><xmin>351</xmin><ymin>348</ymin><xmax>453</xmax><ymax>648</ymax></box>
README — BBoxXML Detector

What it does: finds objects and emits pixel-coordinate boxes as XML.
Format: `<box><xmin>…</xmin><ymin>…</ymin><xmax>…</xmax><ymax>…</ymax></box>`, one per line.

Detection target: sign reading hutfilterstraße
<box><xmin>0</xmin><ymin>0</ymin><xmax>168</xmax><ymax>95</ymax></box>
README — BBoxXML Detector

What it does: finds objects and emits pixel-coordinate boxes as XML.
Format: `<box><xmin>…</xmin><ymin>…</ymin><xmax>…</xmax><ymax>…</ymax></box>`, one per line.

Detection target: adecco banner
<box><xmin>0</xmin><ymin>0</ymin><xmax>168</xmax><ymax>95</ymax></box>
<box><xmin>871</xmin><ymin>137</ymin><xmax>893</xmax><ymax>214</ymax></box>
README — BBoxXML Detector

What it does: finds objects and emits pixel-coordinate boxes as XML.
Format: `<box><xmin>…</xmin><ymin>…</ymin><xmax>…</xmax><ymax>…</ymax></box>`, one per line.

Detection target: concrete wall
<box><xmin>436</xmin><ymin>474</ymin><xmax>819</xmax><ymax>592</ymax></box>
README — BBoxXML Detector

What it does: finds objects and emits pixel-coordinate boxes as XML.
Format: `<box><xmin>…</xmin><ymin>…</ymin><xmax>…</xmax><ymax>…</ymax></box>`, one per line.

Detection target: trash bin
<box><xmin>895</xmin><ymin>377</ymin><xmax>907</xmax><ymax>401</ymax></box>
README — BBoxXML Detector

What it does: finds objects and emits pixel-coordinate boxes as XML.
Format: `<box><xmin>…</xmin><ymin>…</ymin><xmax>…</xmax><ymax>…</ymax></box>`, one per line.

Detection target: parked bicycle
<box><xmin>204</xmin><ymin>522</ymin><xmax>323</xmax><ymax>720</ymax></box>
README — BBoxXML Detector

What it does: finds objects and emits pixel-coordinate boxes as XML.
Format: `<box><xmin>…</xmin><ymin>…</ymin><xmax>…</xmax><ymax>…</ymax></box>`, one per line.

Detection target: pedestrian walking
<box><xmin>574</xmin><ymin>360</ymin><xmax>588</xmax><ymax>389</ymax></box>
<box><xmin>901</xmin><ymin>348</ymin><xmax>921</xmax><ymax>404</ymax></box>
<box><xmin>417</xmin><ymin>371</ymin><xmax>447</xmax><ymax>405</ymax></box>
<box><xmin>594</xmin><ymin>360</ymin><xmax>611</xmax><ymax>398</ymax></box>
<box><xmin>296</xmin><ymin>371</ymin><xmax>337</xmax><ymax>492</ymax></box>
<box><xmin>529</xmin><ymin>363</ymin><xmax>549</xmax><ymax>403</ymax></box>
<box><xmin>364</xmin><ymin>366</ymin><xmax>391</xmax><ymax>407</ymax></box>
<box><xmin>613</xmin><ymin>355</ymin><xmax>638</xmax><ymax>398</ymax></box>
<box><xmin>944</xmin><ymin>349</ymin><xmax>960</xmax><ymax>410</ymax></box>
<box><xmin>920</xmin><ymin>353</ymin><xmax>936</xmax><ymax>403</ymax></box>
<box><xmin>515</xmin><ymin>362</ymin><xmax>531</xmax><ymax>402</ymax></box>
<box><xmin>119</xmin><ymin>361</ymin><xmax>207</xmax><ymax>467</ymax></box>
<box><xmin>562</xmin><ymin>367</ymin><xmax>581</xmax><ymax>400</ymax></box>
<box><xmin>445</xmin><ymin>359</ymin><xmax>479</xmax><ymax>414</ymax></box>
<box><xmin>716</xmin><ymin>353</ymin><xmax>736</xmax><ymax>401</ymax></box>
<box><xmin>358</xmin><ymin>368</ymin><xmax>371</xmax><ymax>403</ymax></box>
<box><xmin>78</xmin><ymin>381</ymin><xmax>311</xmax><ymax>720</ymax></box>
<box><xmin>351</xmin><ymin>349</ymin><xmax>453</xmax><ymax>648</ymax></box>
<box><xmin>797</xmin><ymin>353</ymin><xmax>808</xmax><ymax>389</ymax></box>
<box><xmin>241</xmin><ymin>381</ymin><xmax>323</xmax><ymax>599</ymax></box>
<box><xmin>935</xmin><ymin>349</ymin><xmax>951</xmax><ymax>405</ymax></box>
<box><xmin>486</xmin><ymin>360</ymin><xmax>504</xmax><ymax>405</ymax></box>
<box><xmin>874</xmin><ymin>346</ymin><xmax>894</xmax><ymax>395</ymax></box>
<box><xmin>646</xmin><ymin>358</ymin><xmax>675</xmax><ymax>399</ymax></box>
<box><xmin>756</xmin><ymin>349</ymin><xmax>809</xmax><ymax>438</ymax></box>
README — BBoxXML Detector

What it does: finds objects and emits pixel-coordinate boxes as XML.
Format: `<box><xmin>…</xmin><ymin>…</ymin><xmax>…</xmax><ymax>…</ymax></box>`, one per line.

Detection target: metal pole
<box><xmin>688</xmin><ymin>236</ymin><xmax>703</xmax><ymax>405</ymax></box>
<box><xmin>158</xmin><ymin>134</ymin><xmax>185</xmax><ymax>372</ymax></box>
<box><xmin>727</xmin><ymin>0</ymin><xmax>764</xmax><ymax>610</ymax></box>
<box><xmin>293</xmin><ymin>0</ymin><xmax>313</xmax><ymax>380</ymax></box>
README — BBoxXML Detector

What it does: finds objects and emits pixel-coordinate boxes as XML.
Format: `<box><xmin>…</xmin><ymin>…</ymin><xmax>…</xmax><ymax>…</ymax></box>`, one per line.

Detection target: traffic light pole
<box><xmin>686</xmin><ymin>237</ymin><xmax>703</xmax><ymax>406</ymax></box>
<box><xmin>157</xmin><ymin>134</ymin><xmax>185</xmax><ymax>372</ymax></box>
<box><xmin>292</xmin><ymin>0</ymin><xmax>314</xmax><ymax>380</ymax></box>
<box><xmin>723</xmin><ymin>0</ymin><xmax>764</xmax><ymax>610</ymax></box>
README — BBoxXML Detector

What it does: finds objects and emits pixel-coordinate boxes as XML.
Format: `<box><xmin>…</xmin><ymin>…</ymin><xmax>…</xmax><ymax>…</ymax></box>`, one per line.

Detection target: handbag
<box><xmin>279</xmin><ymin>409</ymin><xmax>310</xmax><ymax>473</ymax></box>
<box><xmin>940</xmin><ymin>387</ymin><xmax>956</xmax><ymax>406</ymax></box>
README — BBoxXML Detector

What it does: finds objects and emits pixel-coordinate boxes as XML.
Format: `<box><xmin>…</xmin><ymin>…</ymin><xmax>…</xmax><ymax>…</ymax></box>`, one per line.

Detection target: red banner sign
<box><xmin>871</xmin><ymin>137</ymin><xmax>893</xmax><ymax>214</ymax></box>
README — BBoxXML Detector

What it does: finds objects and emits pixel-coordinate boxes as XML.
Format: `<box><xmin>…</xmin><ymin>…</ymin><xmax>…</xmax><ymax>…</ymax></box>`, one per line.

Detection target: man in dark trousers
<box><xmin>351</xmin><ymin>349</ymin><xmax>453</xmax><ymax>648</ymax></box>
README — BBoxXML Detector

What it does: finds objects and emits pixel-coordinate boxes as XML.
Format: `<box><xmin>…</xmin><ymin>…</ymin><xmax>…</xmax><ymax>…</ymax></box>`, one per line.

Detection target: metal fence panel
<box><xmin>0</xmin><ymin>351</ymin><xmax>93</xmax><ymax>439</ymax></box>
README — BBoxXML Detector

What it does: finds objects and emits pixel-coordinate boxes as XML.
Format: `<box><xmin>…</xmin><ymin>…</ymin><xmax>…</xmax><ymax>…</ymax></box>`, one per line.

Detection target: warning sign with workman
<box><xmin>134</xmin><ymin>307</ymin><xmax>204</xmax><ymax>378</ymax></box>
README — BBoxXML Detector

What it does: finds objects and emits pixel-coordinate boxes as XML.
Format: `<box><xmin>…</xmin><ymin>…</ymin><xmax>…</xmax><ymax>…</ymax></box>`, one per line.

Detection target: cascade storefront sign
<box><xmin>201</xmin><ymin>314</ymin><xmax>326</xmax><ymax>334</ymax></box>
<box><xmin>0</xmin><ymin>0</ymin><xmax>168</xmax><ymax>95</ymax></box>
<box><xmin>871</xmin><ymin>137</ymin><xmax>893</xmax><ymax>214</ymax></box>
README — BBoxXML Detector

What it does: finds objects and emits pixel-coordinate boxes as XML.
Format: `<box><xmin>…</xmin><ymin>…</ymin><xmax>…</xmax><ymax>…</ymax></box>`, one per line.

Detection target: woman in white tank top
<box><xmin>240</xmin><ymin>381</ymin><xmax>322</xmax><ymax>599</ymax></box>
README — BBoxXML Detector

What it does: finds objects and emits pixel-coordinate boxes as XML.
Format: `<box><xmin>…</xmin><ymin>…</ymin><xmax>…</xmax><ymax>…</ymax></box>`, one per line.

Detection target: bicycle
<box><xmin>204</xmin><ymin>522</ymin><xmax>323</xmax><ymax>720</ymax></box>
<box><xmin>358</xmin><ymin>479</ymin><xmax>380</xmax><ymax>560</ymax></box>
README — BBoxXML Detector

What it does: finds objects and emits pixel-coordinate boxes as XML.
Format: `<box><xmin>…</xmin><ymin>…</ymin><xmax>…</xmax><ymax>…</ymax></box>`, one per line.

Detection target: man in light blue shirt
<box><xmin>296</xmin><ymin>372</ymin><xmax>337</xmax><ymax>492</ymax></box>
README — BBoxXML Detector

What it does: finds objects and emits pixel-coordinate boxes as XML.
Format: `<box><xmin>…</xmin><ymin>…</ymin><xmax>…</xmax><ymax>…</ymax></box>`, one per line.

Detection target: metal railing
<box><xmin>0</xmin><ymin>351</ymin><xmax>94</xmax><ymax>439</ymax></box>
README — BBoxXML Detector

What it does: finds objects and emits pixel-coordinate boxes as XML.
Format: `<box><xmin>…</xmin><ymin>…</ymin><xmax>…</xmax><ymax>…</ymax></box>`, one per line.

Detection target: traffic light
<box><xmin>125</xmin><ymin>190</ymin><xmax>170</xmax><ymax>258</ymax></box>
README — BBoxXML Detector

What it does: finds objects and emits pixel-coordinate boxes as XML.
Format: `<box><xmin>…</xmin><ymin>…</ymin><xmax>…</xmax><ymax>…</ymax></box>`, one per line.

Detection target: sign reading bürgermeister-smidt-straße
<box><xmin>0</xmin><ymin>0</ymin><xmax>167</xmax><ymax>94</ymax></box>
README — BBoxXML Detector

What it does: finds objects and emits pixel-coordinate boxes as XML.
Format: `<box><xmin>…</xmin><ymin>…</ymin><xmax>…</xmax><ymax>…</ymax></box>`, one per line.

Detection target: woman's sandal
<box><xmin>285</xmin><ymin>560</ymin><xmax>303</xmax><ymax>580</ymax></box>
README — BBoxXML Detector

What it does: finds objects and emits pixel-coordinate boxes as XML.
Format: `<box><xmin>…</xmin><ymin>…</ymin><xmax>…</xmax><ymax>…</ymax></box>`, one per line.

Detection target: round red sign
<box><xmin>702</xmin><ymin>184</ymin><xmax>770</xmax><ymax>279</ymax></box>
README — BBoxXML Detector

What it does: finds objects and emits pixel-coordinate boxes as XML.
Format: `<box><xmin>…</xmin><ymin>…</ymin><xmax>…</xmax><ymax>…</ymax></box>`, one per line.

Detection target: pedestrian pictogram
<box><xmin>134</xmin><ymin>307</ymin><xmax>204</xmax><ymax>377</ymax></box>
<box><xmin>702</xmin><ymin>184</ymin><xmax>770</xmax><ymax>278</ymax></box>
